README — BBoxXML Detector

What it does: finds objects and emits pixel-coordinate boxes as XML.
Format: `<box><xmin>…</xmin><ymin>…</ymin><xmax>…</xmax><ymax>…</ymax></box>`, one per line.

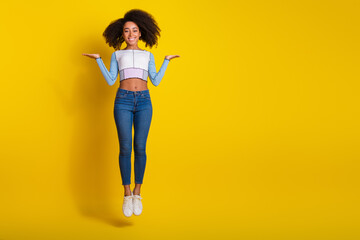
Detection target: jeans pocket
<box><xmin>142</xmin><ymin>93</ymin><xmax>151</xmax><ymax>100</ymax></box>
<box><xmin>116</xmin><ymin>93</ymin><xmax>127</xmax><ymax>99</ymax></box>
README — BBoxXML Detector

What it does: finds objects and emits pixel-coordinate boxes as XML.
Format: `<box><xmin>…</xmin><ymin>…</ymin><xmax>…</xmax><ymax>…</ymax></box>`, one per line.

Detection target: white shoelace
<box><xmin>124</xmin><ymin>195</ymin><xmax>133</xmax><ymax>208</ymax></box>
<box><xmin>133</xmin><ymin>195</ymin><xmax>142</xmax><ymax>200</ymax></box>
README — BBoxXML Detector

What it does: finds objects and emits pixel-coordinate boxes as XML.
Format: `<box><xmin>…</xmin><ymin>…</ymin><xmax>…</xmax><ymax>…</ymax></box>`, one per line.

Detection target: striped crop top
<box><xmin>95</xmin><ymin>49</ymin><xmax>170</xmax><ymax>86</ymax></box>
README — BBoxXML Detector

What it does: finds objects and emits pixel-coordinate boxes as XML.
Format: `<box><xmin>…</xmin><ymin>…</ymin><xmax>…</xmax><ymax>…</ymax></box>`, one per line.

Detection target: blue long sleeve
<box><xmin>95</xmin><ymin>52</ymin><xmax>119</xmax><ymax>86</ymax></box>
<box><xmin>148</xmin><ymin>52</ymin><xmax>170</xmax><ymax>86</ymax></box>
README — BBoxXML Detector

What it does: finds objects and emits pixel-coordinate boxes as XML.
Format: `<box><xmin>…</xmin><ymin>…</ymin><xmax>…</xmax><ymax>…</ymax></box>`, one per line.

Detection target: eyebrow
<box><xmin>124</xmin><ymin>27</ymin><xmax>138</xmax><ymax>30</ymax></box>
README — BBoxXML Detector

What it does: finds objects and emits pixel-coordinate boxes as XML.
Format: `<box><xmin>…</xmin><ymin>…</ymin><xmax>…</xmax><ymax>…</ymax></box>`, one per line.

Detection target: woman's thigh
<box><xmin>114</xmin><ymin>94</ymin><xmax>134</xmax><ymax>142</ymax></box>
<box><xmin>114</xmin><ymin>108</ymin><xmax>133</xmax><ymax>142</ymax></box>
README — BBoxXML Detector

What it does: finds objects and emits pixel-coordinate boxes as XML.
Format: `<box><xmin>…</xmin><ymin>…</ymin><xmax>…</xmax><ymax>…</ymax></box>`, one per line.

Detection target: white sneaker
<box><xmin>132</xmin><ymin>191</ymin><xmax>143</xmax><ymax>216</ymax></box>
<box><xmin>122</xmin><ymin>192</ymin><xmax>133</xmax><ymax>217</ymax></box>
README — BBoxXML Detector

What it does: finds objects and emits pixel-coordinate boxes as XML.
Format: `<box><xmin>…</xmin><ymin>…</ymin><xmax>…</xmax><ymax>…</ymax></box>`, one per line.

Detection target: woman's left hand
<box><xmin>165</xmin><ymin>55</ymin><xmax>180</xmax><ymax>60</ymax></box>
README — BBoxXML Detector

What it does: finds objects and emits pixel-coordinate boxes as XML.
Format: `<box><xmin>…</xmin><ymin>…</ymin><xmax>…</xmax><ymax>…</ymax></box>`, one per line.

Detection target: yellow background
<box><xmin>1</xmin><ymin>0</ymin><xmax>359</xmax><ymax>239</ymax></box>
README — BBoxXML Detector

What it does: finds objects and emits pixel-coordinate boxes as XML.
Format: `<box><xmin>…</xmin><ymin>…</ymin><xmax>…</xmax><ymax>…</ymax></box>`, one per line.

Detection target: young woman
<box><xmin>82</xmin><ymin>9</ymin><xmax>180</xmax><ymax>217</ymax></box>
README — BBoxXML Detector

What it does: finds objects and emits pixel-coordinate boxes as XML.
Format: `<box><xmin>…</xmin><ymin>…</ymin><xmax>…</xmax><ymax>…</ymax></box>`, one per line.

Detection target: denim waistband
<box><xmin>117</xmin><ymin>88</ymin><xmax>149</xmax><ymax>94</ymax></box>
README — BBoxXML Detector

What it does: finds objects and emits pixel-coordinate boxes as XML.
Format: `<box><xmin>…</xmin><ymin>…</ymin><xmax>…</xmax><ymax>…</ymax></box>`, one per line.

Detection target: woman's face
<box><xmin>123</xmin><ymin>21</ymin><xmax>141</xmax><ymax>46</ymax></box>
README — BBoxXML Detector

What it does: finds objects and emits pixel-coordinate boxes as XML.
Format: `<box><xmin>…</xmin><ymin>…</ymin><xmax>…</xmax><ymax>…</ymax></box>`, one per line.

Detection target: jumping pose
<box><xmin>82</xmin><ymin>9</ymin><xmax>180</xmax><ymax>217</ymax></box>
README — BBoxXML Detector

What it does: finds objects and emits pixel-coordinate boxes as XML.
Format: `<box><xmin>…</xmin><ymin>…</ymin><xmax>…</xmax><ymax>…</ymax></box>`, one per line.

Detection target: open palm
<box><xmin>82</xmin><ymin>53</ymin><xmax>100</xmax><ymax>59</ymax></box>
<box><xmin>165</xmin><ymin>55</ymin><xmax>180</xmax><ymax>60</ymax></box>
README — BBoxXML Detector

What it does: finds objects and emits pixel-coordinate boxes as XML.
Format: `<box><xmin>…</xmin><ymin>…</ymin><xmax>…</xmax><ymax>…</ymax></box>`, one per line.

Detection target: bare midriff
<box><xmin>119</xmin><ymin>78</ymin><xmax>148</xmax><ymax>91</ymax></box>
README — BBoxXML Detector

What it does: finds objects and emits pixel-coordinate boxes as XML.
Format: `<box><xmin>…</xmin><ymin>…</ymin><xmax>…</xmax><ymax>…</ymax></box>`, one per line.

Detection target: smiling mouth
<box><xmin>129</xmin><ymin>38</ymin><xmax>136</xmax><ymax>41</ymax></box>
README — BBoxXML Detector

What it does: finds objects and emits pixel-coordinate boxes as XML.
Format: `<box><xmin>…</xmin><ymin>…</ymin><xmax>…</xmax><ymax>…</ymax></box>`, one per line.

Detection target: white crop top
<box><xmin>95</xmin><ymin>49</ymin><xmax>170</xmax><ymax>86</ymax></box>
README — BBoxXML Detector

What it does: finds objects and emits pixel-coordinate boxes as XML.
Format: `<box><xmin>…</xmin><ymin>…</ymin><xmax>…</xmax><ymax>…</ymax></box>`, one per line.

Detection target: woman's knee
<box><xmin>134</xmin><ymin>140</ymin><xmax>146</xmax><ymax>156</ymax></box>
<box><xmin>119</xmin><ymin>140</ymin><xmax>132</xmax><ymax>156</ymax></box>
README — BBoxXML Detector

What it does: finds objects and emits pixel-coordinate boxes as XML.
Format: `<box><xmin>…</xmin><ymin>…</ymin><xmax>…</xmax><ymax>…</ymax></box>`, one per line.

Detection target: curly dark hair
<box><xmin>102</xmin><ymin>9</ymin><xmax>161</xmax><ymax>50</ymax></box>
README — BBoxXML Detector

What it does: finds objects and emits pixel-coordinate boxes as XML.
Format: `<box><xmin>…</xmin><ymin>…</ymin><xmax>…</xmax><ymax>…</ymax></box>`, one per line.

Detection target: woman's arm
<box><xmin>148</xmin><ymin>52</ymin><xmax>170</xmax><ymax>87</ymax></box>
<box><xmin>95</xmin><ymin>52</ymin><xmax>119</xmax><ymax>86</ymax></box>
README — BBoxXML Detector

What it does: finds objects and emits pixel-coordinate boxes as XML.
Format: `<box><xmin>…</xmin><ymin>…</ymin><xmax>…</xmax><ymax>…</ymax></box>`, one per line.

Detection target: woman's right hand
<box><xmin>82</xmin><ymin>53</ymin><xmax>100</xmax><ymax>59</ymax></box>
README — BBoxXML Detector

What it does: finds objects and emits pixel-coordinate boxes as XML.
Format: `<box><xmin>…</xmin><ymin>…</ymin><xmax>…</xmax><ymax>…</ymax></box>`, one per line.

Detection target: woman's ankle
<box><xmin>133</xmin><ymin>188</ymin><xmax>141</xmax><ymax>195</ymax></box>
<box><xmin>124</xmin><ymin>185</ymin><xmax>131</xmax><ymax>196</ymax></box>
<box><xmin>133</xmin><ymin>183</ymin><xmax>142</xmax><ymax>195</ymax></box>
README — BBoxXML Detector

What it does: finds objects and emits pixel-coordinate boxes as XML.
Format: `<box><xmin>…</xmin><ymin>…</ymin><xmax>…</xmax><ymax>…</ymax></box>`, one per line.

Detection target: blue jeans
<box><xmin>113</xmin><ymin>88</ymin><xmax>153</xmax><ymax>185</ymax></box>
